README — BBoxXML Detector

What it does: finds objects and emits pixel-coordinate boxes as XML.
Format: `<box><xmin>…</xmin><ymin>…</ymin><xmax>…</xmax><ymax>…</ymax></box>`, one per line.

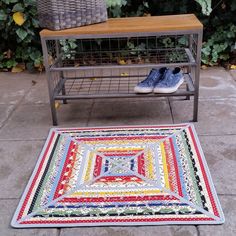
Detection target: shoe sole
<box><xmin>134</xmin><ymin>86</ymin><xmax>153</xmax><ymax>93</ymax></box>
<box><xmin>153</xmin><ymin>77</ymin><xmax>184</xmax><ymax>94</ymax></box>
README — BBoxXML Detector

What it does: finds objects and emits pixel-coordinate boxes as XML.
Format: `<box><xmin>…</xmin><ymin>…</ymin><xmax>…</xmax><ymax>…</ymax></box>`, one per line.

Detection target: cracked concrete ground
<box><xmin>0</xmin><ymin>67</ymin><xmax>236</xmax><ymax>236</ymax></box>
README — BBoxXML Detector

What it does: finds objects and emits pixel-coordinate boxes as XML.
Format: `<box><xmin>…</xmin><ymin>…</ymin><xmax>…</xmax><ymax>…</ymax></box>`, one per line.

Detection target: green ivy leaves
<box><xmin>202</xmin><ymin>24</ymin><xmax>236</xmax><ymax>65</ymax></box>
<box><xmin>0</xmin><ymin>0</ymin><xmax>235</xmax><ymax>71</ymax></box>
<box><xmin>0</xmin><ymin>0</ymin><xmax>42</xmax><ymax>71</ymax></box>
<box><xmin>0</xmin><ymin>10</ymin><xmax>8</xmax><ymax>21</ymax></box>
<box><xmin>106</xmin><ymin>0</ymin><xmax>128</xmax><ymax>17</ymax></box>
<box><xmin>195</xmin><ymin>0</ymin><xmax>212</xmax><ymax>15</ymax></box>
<box><xmin>106</xmin><ymin>0</ymin><xmax>127</xmax><ymax>8</ymax></box>
<box><xmin>12</xmin><ymin>3</ymin><xmax>24</xmax><ymax>12</ymax></box>
<box><xmin>105</xmin><ymin>0</ymin><xmax>212</xmax><ymax>16</ymax></box>
<box><xmin>16</xmin><ymin>28</ymin><xmax>27</xmax><ymax>40</ymax></box>
<box><xmin>2</xmin><ymin>0</ymin><xmax>18</xmax><ymax>4</ymax></box>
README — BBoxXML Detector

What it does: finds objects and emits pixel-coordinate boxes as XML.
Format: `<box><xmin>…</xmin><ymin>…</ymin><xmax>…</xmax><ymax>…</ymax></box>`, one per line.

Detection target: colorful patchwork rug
<box><xmin>12</xmin><ymin>124</ymin><xmax>224</xmax><ymax>228</ymax></box>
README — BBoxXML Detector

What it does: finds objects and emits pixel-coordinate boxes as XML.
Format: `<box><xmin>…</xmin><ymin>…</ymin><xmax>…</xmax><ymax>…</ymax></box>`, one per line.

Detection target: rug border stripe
<box><xmin>11</xmin><ymin>129</ymin><xmax>58</xmax><ymax>227</ymax></box>
<box><xmin>188</xmin><ymin>124</ymin><xmax>225</xmax><ymax>223</ymax></box>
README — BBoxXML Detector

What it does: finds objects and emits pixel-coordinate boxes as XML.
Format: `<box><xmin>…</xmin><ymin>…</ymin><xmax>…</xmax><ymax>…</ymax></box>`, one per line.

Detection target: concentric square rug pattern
<box><xmin>12</xmin><ymin>124</ymin><xmax>224</xmax><ymax>227</ymax></box>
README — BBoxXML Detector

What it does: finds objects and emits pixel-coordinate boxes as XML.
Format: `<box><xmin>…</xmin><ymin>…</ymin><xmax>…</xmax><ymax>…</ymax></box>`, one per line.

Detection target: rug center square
<box><xmin>80</xmin><ymin>145</ymin><xmax>161</xmax><ymax>188</ymax></box>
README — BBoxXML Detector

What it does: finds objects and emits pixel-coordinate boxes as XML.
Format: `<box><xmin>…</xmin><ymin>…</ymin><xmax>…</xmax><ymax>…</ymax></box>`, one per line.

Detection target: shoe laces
<box><xmin>158</xmin><ymin>69</ymin><xmax>171</xmax><ymax>85</ymax></box>
<box><xmin>140</xmin><ymin>69</ymin><xmax>158</xmax><ymax>85</ymax></box>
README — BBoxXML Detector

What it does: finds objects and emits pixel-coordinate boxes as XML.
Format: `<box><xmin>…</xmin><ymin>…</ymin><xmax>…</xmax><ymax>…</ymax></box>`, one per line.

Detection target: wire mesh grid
<box><xmin>190</xmin><ymin>34</ymin><xmax>198</xmax><ymax>61</ymax></box>
<box><xmin>46</xmin><ymin>34</ymin><xmax>198</xmax><ymax>68</ymax></box>
<box><xmin>60</xmin><ymin>48</ymin><xmax>190</xmax><ymax>67</ymax></box>
<box><xmin>64</xmin><ymin>74</ymin><xmax>144</xmax><ymax>96</ymax></box>
<box><xmin>47</xmin><ymin>40</ymin><xmax>58</xmax><ymax>63</ymax></box>
<box><xmin>52</xmin><ymin>67</ymin><xmax>193</xmax><ymax>98</ymax></box>
<box><xmin>46</xmin><ymin>34</ymin><xmax>198</xmax><ymax>98</ymax></box>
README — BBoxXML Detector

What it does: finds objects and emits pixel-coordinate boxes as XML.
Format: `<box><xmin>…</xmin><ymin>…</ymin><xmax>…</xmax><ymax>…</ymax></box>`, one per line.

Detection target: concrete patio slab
<box><xmin>199</xmin><ymin>67</ymin><xmax>236</xmax><ymax>99</ymax></box>
<box><xmin>0</xmin><ymin>67</ymin><xmax>236</xmax><ymax>235</ymax></box>
<box><xmin>0</xmin><ymin>105</ymin><xmax>15</xmax><ymax>128</ymax></box>
<box><xmin>198</xmin><ymin>195</ymin><xmax>236</xmax><ymax>236</ymax></box>
<box><xmin>0</xmin><ymin>101</ymin><xmax>92</xmax><ymax>140</ymax></box>
<box><xmin>199</xmin><ymin>135</ymin><xmax>236</xmax><ymax>195</ymax></box>
<box><xmin>23</xmin><ymin>74</ymin><xmax>49</xmax><ymax>104</ymax></box>
<box><xmin>0</xmin><ymin>104</ymin><xmax>53</xmax><ymax>140</ymax></box>
<box><xmin>0</xmin><ymin>140</ymin><xmax>44</xmax><ymax>198</ymax></box>
<box><xmin>0</xmin><ymin>72</ymin><xmax>37</xmax><ymax>105</ymax></box>
<box><xmin>88</xmin><ymin>99</ymin><xmax>172</xmax><ymax>126</ymax></box>
<box><xmin>230</xmin><ymin>69</ymin><xmax>236</xmax><ymax>81</ymax></box>
<box><xmin>56</xmin><ymin>100</ymin><xmax>93</xmax><ymax>127</ymax></box>
<box><xmin>0</xmin><ymin>199</ymin><xmax>58</xmax><ymax>236</ymax></box>
<box><xmin>60</xmin><ymin>225</ymin><xmax>197</xmax><ymax>236</ymax></box>
<box><xmin>170</xmin><ymin>98</ymin><xmax>236</xmax><ymax>135</ymax></box>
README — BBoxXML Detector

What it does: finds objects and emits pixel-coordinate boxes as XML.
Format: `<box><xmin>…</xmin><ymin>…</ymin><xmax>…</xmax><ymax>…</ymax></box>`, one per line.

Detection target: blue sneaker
<box><xmin>134</xmin><ymin>67</ymin><xmax>167</xmax><ymax>93</ymax></box>
<box><xmin>153</xmin><ymin>67</ymin><xmax>184</xmax><ymax>93</ymax></box>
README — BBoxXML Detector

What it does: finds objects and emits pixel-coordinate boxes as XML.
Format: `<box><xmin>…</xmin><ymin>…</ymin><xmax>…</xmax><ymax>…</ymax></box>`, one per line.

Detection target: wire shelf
<box><xmin>55</xmin><ymin>73</ymin><xmax>194</xmax><ymax>99</ymax></box>
<box><xmin>59</xmin><ymin>48</ymin><xmax>192</xmax><ymax>68</ymax></box>
<box><xmin>47</xmin><ymin>35</ymin><xmax>197</xmax><ymax>70</ymax></box>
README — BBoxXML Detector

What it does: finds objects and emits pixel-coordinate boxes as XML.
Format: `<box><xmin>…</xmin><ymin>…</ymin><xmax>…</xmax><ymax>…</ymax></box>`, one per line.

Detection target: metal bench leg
<box><xmin>50</xmin><ymin>100</ymin><xmax>58</xmax><ymax>126</ymax></box>
<box><xmin>41</xmin><ymin>37</ymin><xmax>59</xmax><ymax>126</ymax></box>
<box><xmin>186</xmin><ymin>83</ymin><xmax>191</xmax><ymax>100</ymax></box>
<box><xmin>193</xmin><ymin>31</ymin><xmax>202</xmax><ymax>122</ymax></box>
<box><xmin>55</xmin><ymin>40</ymin><xmax>68</xmax><ymax>105</ymax></box>
<box><xmin>193</xmin><ymin>93</ymin><xmax>199</xmax><ymax>122</ymax></box>
<box><xmin>62</xmin><ymin>84</ymin><xmax>68</xmax><ymax>104</ymax></box>
<box><xmin>193</xmin><ymin>65</ymin><xmax>200</xmax><ymax>122</ymax></box>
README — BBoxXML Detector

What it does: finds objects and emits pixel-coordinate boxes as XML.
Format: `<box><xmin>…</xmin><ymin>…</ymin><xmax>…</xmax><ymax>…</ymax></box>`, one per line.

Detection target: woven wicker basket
<box><xmin>37</xmin><ymin>0</ymin><xmax>108</xmax><ymax>30</ymax></box>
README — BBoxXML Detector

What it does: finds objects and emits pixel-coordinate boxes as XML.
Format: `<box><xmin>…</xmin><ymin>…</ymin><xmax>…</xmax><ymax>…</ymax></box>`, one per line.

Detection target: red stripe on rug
<box><xmin>60</xmin><ymin>195</ymin><xmax>177</xmax><ymax>203</ymax></box>
<box><xmin>93</xmin><ymin>155</ymin><xmax>103</xmax><ymax>177</ymax></box>
<box><xmin>20</xmin><ymin>216</ymin><xmax>214</xmax><ymax>224</ymax></box>
<box><xmin>188</xmin><ymin>126</ymin><xmax>219</xmax><ymax>217</ymax></box>
<box><xmin>96</xmin><ymin>175</ymin><xmax>143</xmax><ymax>183</ymax></box>
<box><xmin>137</xmin><ymin>153</ymin><xmax>145</xmax><ymax>176</ymax></box>
<box><xmin>63</xmin><ymin>144</ymin><xmax>78</xmax><ymax>192</ymax></box>
<box><xmin>74</xmin><ymin>136</ymin><xmax>166</xmax><ymax>141</ymax></box>
<box><xmin>104</xmin><ymin>153</ymin><xmax>140</xmax><ymax>156</ymax></box>
<box><xmin>17</xmin><ymin>131</ymin><xmax>56</xmax><ymax>220</ymax></box>
<box><xmin>170</xmin><ymin>138</ymin><xmax>183</xmax><ymax>197</ymax></box>
<box><xmin>56</xmin><ymin>124</ymin><xmax>188</xmax><ymax>132</ymax></box>
<box><xmin>102</xmin><ymin>149</ymin><xmax>141</xmax><ymax>153</ymax></box>
<box><xmin>53</xmin><ymin>141</ymin><xmax>75</xmax><ymax>199</ymax></box>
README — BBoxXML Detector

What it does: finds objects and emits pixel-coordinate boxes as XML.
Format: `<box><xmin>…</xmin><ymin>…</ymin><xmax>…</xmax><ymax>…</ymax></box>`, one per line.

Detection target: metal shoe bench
<box><xmin>40</xmin><ymin>14</ymin><xmax>203</xmax><ymax>125</ymax></box>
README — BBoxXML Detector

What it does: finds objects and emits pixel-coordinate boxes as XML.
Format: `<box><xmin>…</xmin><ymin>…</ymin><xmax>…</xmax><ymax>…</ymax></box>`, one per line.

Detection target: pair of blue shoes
<box><xmin>134</xmin><ymin>67</ymin><xmax>184</xmax><ymax>94</ymax></box>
